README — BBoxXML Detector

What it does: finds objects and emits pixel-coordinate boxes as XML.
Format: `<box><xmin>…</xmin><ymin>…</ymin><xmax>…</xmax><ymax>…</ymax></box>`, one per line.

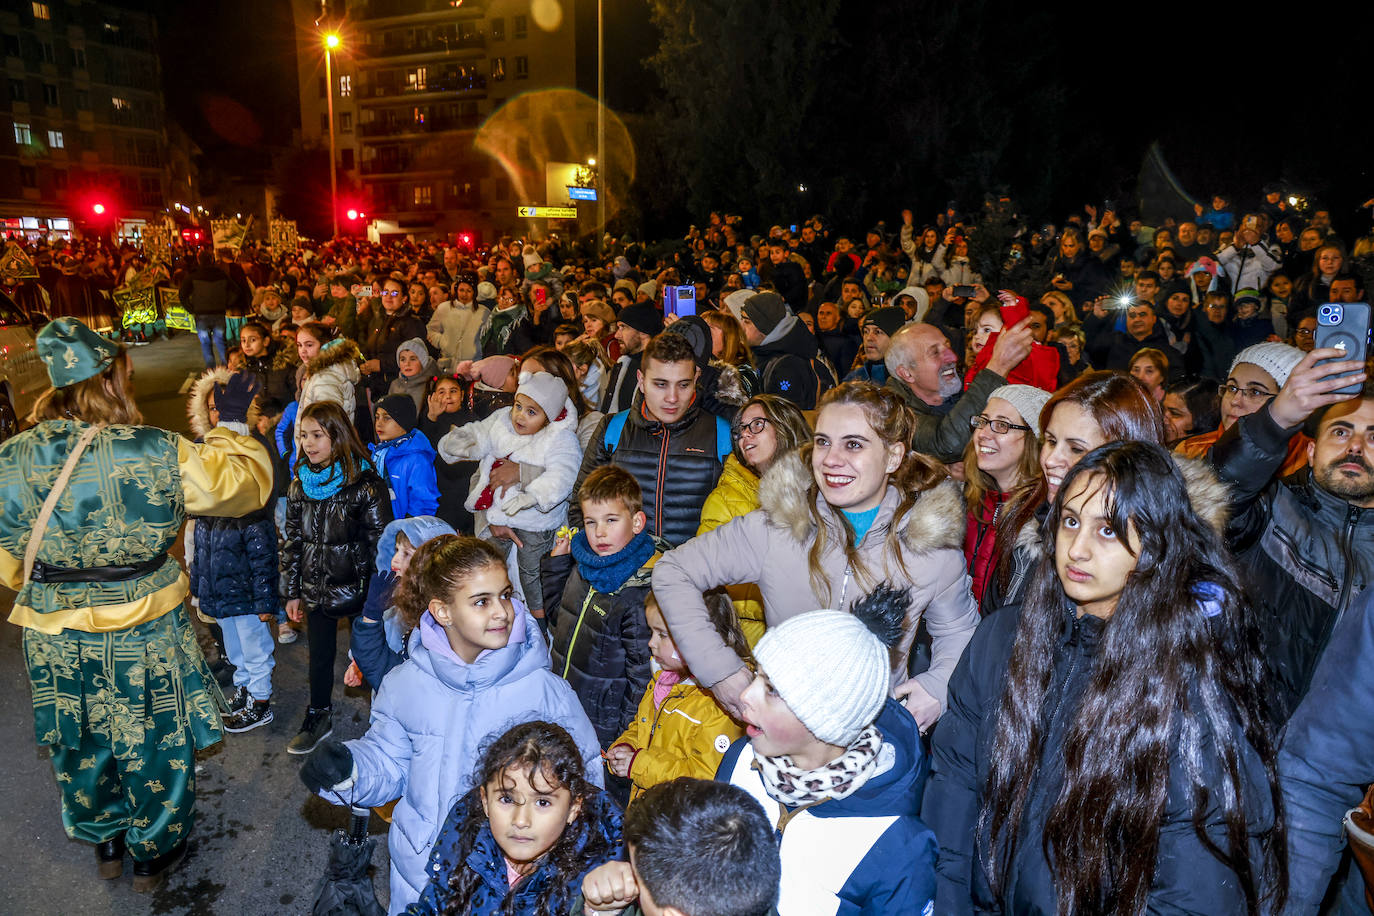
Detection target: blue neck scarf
<box><xmin>843</xmin><ymin>504</ymin><xmax>882</xmax><ymax>545</ymax></box>
<box><xmin>371</xmin><ymin>431</ymin><xmax>412</xmax><ymax>478</ymax></box>
<box><xmin>300</xmin><ymin>457</ymin><xmax>371</xmax><ymax>501</ymax></box>
<box><xmin>570</xmin><ymin>529</ymin><xmax>656</xmax><ymax>593</ymax></box>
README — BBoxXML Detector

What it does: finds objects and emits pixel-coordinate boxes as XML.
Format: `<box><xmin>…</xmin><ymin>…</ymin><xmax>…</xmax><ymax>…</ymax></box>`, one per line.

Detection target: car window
<box><xmin>0</xmin><ymin>290</ymin><xmax>24</xmax><ymax>326</ymax></box>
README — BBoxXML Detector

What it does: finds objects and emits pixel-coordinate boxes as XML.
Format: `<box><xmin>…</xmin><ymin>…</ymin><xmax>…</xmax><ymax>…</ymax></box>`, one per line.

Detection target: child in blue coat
<box><xmin>404</xmin><ymin>720</ymin><xmax>622</xmax><ymax>915</ymax></box>
<box><xmin>371</xmin><ymin>394</ymin><xmax>440</xmax><ymax>519</ymax></box>
<box><xmin>300</xmin><ymin>536</ymin><xmax>603</xmax><ymax>915</ymax></box>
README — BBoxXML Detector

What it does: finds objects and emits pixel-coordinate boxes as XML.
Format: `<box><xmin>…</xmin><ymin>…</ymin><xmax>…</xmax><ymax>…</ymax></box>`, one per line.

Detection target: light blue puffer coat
<box><xmin>338</xmin><ymin>608</ymin><xmax>604</xmax><ymax>914</ymax></box>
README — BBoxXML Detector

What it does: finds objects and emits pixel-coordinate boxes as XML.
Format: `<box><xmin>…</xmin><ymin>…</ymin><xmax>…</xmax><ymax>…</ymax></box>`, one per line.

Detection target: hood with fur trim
<box><xmin>756</xmin><ymin>448</ymin><xmax>964</xmax><ymax>554</ymax></box>
<box><xmin>710</xmin><ymin>359</ymin><xmax>747</xmax><ymax>408</ymax></box>
<box><xmin>187</xmin><ymin>366</ymin><xmax>263</xmax><ymax>439</ymax></box>
<box><xmin>304</xmin><ymin>338</ymin><xmax>363</xmax><ymax>379</ymax></box>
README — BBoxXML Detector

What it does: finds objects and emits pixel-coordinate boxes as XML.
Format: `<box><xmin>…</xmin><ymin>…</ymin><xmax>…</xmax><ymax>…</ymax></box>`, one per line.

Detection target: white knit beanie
<box><xmin>987</xmin><ymin>384</ymin><xmax>1053</xmax><ymax>437</ymax></box>
<box><xmin>1230</xmin><ymin>342</ymin><xmax>1304</xmax><ymax>389</ymax></box>
<box><xmin>516</xmin><ymin>371</ymin><xmax>569</xmax><ymax>422</ymax></box>
<box><xmin>752</xmin><ymin>609</ymin><xmax>890</xmax><ymax>747</ymax></box>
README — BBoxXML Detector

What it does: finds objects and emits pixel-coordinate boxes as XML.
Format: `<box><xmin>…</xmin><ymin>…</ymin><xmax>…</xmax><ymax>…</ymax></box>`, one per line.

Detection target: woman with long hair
<box><xmin>696</xmin><ymin>394</ymin><xmax>811</xmax><ymax>647</ymax></box>
<box><xmin>1290</xmin><ymin>242</ymin><xmax>1346</xmax><ymax>319</ymax></box>
<box><xmin>654</xmin><ymin>382</ymin><xmax>979</xmax><ymax>731</ymax></box>
<box><xmin>962</xmin><ymin>385</ymin><xmax>1049</xmax><ymax>612</ymax></box>
<box><xmin>703</xmin><ymin>308</ymin><xmax>759</xmax><ymax>396</ymax></box>
<box><xmin>924</xmin><ymin>440</ymin><xmax>1286</xmax><ymax>916</ymax></box>
<box><xmin>983</xmin><ymin>371</ymin><xmax>1165</xmax><ymax>613</ymax></box>
<box><xmin>1162</xmin><ymin>376</ymin><xmax>1222</xmax><ymax>446</ymax></box>
<box><xmin>0</xmin><ymin>319</ymin><xmax>272</xmax><ymax>891</ymax></box>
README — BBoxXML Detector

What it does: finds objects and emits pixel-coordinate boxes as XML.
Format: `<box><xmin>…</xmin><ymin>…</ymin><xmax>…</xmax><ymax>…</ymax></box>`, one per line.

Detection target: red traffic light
<box><xmin>92</xmin><ymin>202</ymin><xmax>106</xmax><ymax>215</ymax></box>
<box><xmin>346</xmin><ymin>208</ymin><xmax>358</xmax><ymax>221</ymax></box>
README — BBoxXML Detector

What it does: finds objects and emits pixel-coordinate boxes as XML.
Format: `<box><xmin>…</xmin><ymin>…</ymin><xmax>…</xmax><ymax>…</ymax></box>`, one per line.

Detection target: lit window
<box><xmin>407</xmin><ymin>67</ymin><xmax>426</xmax><ymax>91</ymax></box>
<box><xmin>111</xmin><ymin>96</ymin><xmax>130</xmax><ymax>110</ymax></box>
<box><xmin>47</xmin><ymin>129</ymin><xmax>62</xmax><ymax>148</ymax></box>
<box><xmin>491</xmin><ymin>57</ymin><xmax>505</xmax><ymax>81</ymax></box>
<box><xmin>339</xmin><ymin>74</ymin><xmax>352</xmax><ymax>98</ymax></box>
<box><xmin>32</xmin><ymin>3</ymin><xmax>50</xmax><ymax>21</ymax></box>
<box><xmin>14</xmin><ymin>122</ymin><xmax>32</xmax><ymax>145</ymax></box>
<box><xmin>413</xmin><ymin>185</ymin><xmax>432</xmax><ymax>206</ymax></box>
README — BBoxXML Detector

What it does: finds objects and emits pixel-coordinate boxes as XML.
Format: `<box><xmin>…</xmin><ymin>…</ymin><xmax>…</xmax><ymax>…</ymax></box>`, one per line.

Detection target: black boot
<box><xmin>96</xmin><ymin>834</ymin><xmax>125</xmax><ymax>880</ymax></box>
<box><xmin>132</xmin><ymin>839</ymin><xmax>187</xmax><ymax>893</ymax></box>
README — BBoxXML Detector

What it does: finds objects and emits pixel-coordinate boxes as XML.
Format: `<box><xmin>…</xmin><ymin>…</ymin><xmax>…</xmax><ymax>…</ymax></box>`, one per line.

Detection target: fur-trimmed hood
<box><xmin>1011</xmin><ymin>453</ymin><xmax>1231</xmax><ymax>557</ymax></box>
<box><xmin>710</xmin><ymin>359</ymin><xmax>748</xmax><ymax>408</ymax></box>
<box><xmin>304</xmin><ymin>338</ymin><xmax>362</xmax><ymax>378</ymax></box>
<box><xmin>756</xmin><ymin>448</ymin><xmax>964</xmax><ymax>554</ymax></box>
<box><xmin>187</xmin><ymin>366</ymin><xmax>263</xmax><ymax>439</ymax></box>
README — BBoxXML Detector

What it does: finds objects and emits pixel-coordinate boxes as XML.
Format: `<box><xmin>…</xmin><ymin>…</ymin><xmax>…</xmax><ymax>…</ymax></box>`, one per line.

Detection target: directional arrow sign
<box><xmin>518</xmin><ymin>206</ymin><xmax>578</xmax><ymax>219</ymax></box>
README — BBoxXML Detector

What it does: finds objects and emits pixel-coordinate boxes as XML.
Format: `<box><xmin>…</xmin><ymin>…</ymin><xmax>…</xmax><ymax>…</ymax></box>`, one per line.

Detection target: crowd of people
<box><xmin>2</xmin><ymin>185</ymin><xmax>1374</xmax><ymax>916</ymax></box>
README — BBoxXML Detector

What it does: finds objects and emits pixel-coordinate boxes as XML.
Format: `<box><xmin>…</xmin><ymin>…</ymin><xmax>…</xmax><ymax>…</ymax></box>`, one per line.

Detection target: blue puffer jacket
<box><xmin>336</xmin><ymin>607</ymin><xmax>605</xmax><ymax>915</ymax></box>
<box><xmin>404</xmin><ymin>786</ymin><xmax>622</xmax><ymax>915</ymax></box>
<box><xmin>189</xmin><ymin>507</ymin><xmax>278</xmax><ymax>618</ymax></box>
<box><xmin>370</xmin><ymin>429</ymin><xmax>440</xmax><ymax>520</ymax></box>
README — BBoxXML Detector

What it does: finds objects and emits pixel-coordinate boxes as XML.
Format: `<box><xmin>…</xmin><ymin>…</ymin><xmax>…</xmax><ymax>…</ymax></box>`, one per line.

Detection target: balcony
<box><xmin>364</xmin><ymin>35</ymin><xmax>485</xmax><ymax>58</ymax></box>
<box><xmin>357</xmin><ymin>74</ymin><xmax>487</xmax><ymax>103</ymax></box>
<box><xmin>354</xmin><ymin>0</ymin><xmax>485</xmax><ymax>23</ymax></box>
<box><xmin>357</xmin><ymin>114</ymin><xmax>482</xmax><ymax>139</ymax></box>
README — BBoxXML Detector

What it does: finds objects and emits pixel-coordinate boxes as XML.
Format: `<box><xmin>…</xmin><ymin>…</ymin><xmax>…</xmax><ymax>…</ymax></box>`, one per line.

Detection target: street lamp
<box><xmin>596</xmin><ymin>0</ymin><xmax>604</xmax><ymax>256</ymax></box>
<box><xmin>324</xmin><ymin>32</ymin><xmax>342</xmax><ymax>238</ymax></box>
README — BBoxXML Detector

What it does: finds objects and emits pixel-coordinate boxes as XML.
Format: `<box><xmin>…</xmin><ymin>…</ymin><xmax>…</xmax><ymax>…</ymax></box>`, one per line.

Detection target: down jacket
<box><xmin>437</xmin><ymin>395</ymin><xmax>582</xmax><ymax>532</ymax></box>
<box><xmin>405</xmin><ymin>785</ymin><xmax>622</xmax><ymax>916</ymax></box>
<box><xmin>696</xmin><ymin>454</ymin><xmax>767</xmax><ymax>647</ymax></box>
<box><xmin>549</xmin><ymin>537</ymin><xmax>662</xmax><ymax>748</ymax></box>
<box><xmin>369</xmin><ymin>429</ymin><xmax>440</xmax><ymax>520</ymax></box>
<box><xmin>653</xmin><ymin>450</ymin><xmax>979</xmax><ymax>709</ymax></box>
<box><xmin>925</xmin><ymin>603</ymin><xmax>1277</xmax><ymax>916</ymax></box>
<box><xmin>186</xmin><ymin>368</ymin><xmax>278</xmax><ymax>618</ymax></box>
<box><xmin>569</xmin><ymin>400</ymin><xmax>731</xmax><ymax>547</ymax></box>
<box><xmin>335</xmin><ymin>608</ymin><xmax>603</xmax><ymax>914</ymax></box>
<box><xmin>299</xmin><ymin>339</ymin><xmax>362</xmax><ymax>421</ymax></box>
<box><xmin>279</xmin><ymin>466</ymin><xmax>392</xmax><ymax>616</ymax></box>
<box><xmin>1211</xmin><ymin>405</ymin><xmax>1374</xmax><ymax>723</ymax></box>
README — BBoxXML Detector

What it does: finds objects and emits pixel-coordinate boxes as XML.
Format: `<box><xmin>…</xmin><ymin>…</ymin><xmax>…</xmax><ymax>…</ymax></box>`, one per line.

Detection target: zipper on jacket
<box><xmin>1046</xmin><ymin>615</ymin><xmax>1083</xmax><ymax>730</ymax></box>
<box><xmin>1272</xmin><ymin>526</ymin><xmax>1339</xmax><ymax>592</ymax></box>
<box><xmin>654</xmin><ymin>426</ymin><xmax>669</xmax><ymax>537</ymax></box>
<box><xmin>561</xmin><ymin>588</ymin><xmax>598</xmax><ymax>679</ymax></box>
<box><xmin>1335</xmin><ymin>505</ymin><xmax>1364</xmax><ymax>620</ymax></box>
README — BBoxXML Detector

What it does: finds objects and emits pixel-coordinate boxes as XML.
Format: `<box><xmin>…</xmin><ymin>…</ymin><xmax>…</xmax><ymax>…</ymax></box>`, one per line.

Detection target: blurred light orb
<box><xmin>532</xmin><ymin>0</ymin><xmax>563</xmax><ymax>31</ymax></box>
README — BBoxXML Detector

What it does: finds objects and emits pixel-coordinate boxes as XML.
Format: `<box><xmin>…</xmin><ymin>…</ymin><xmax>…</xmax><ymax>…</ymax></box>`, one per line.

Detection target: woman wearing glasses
<box><xmin>696</xmin><ymin>395</ymin><xmax>811</xmax><ymax>647</ymax></box>
<box><xmin>1176</xmin><ymin>343</ymin><xmax>1311</xmax><ymax>478</ymax></box>
<box><xmin>982</xmin><ymin>371</ymin><xmax>1167</xmax><ymax>614</ymax></box>
<box><xmin>361</xmin><ymin>276</ymin><xmax>428</xmax><ymax>403</ymax></box>
<box><xmin>961</xmin><ymin>385</ymin><xmax>1050</xmax><ymax>612</ymax></box>
<box><xmin>655</xmin><ymin>382</ymin><xmax>979</xmax><ymax>732</ymax></box>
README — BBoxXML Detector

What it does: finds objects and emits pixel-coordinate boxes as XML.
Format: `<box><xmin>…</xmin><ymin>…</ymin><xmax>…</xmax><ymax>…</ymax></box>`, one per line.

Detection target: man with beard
<box><xmin>882</xmin><ymin>319</ymin><xmax>1032</xmax><ymax>463</ymax></box>
<box><xmin>1211</xmin><ymin>350</ymin><xmax>1374</xmax><ymax>723</ymax></box>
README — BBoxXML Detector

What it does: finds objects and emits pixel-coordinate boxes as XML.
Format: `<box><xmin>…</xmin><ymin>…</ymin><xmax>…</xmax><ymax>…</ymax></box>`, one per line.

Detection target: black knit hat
<box><xmin>862</xmin><ymin>306</ymin><xmax>906</xmax><ymax>337</ymax></box>
<box><xmin>742</xmin><ymin>292</ymin><xmax>788</xmax><ymax>335</ymax></box>
<box><xmin>618</xmin><ymin>301</ymin><xmax>664</xmax><ymax>337</ymax></box>
<box><xmin>376</xmin><ymin>394</ymin><xmax>417</xmax><ymax>433</ymax></box>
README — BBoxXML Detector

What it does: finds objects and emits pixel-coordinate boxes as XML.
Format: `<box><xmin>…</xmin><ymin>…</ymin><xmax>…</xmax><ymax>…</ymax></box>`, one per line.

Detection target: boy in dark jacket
<box><xmin>550</xmin><ymin>467</ymin><xmax>663</xmax><ymax>786</ymax></box>
<box><xmin>187</xmin><ymin>368</ymin><xmax>279</xmax><ymax>732</ymax></box>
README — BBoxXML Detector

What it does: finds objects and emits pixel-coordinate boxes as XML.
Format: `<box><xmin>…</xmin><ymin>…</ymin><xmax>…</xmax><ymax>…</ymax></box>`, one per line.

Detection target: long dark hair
<box><xmin>978</xmin><ymin>441</ymin><xmax>1286</xmax><ymax>915</ymax></box>
<box><xmin>440</xmin><ymin>721</ymin><xmax>613</xmax><ymax>916</ymax></box>
<box><xmin>295</xmin><ymin>400</ymin><xmax>370</xmax><ymax>483</ymax></box>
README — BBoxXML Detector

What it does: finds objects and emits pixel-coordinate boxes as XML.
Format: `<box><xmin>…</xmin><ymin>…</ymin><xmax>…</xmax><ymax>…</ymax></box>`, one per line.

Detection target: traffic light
<box><xmin>457</xmin><ymin>230</ymin><xmax>474</xmax><ymax>251</ymax></box>
<box><xmin>346</xmin><ymin>208</ymin><xmax>358</xmax><ymax>221</ymax></box>
<box><xmin>91</xmin><ymin>202</ymin><xmax>106</xmax><ymax>215</ymax></box>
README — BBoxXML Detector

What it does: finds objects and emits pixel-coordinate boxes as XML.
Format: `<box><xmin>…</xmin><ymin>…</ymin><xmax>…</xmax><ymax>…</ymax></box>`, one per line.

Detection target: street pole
<box><xmin>325</xmin><ymin>39</ymin><xmax>339</xmax><ymax>239</ymax></box>
<box><xmin>596</xmin><ymin>0</ymin><xmax>605</xmax><ymax>258</ymax></box>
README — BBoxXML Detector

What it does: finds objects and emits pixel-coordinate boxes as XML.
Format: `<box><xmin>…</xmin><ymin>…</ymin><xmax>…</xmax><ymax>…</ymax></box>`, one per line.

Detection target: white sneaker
<box><xmin>277</xmin><ymin>621</ymin><xmax>298</xmax><ymax>644</ymax></box>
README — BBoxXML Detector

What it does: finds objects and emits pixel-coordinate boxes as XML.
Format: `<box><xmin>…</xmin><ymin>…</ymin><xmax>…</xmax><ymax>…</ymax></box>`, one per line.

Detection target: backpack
<box><xmin>761</xmin><ymin>351</ymin><xmax>837</xmax><ymax>409</ymax></box>
<box><xmin>603</xmin><ymin>410</ymin><xmax>732</xmax><ymax>462</ymax></box>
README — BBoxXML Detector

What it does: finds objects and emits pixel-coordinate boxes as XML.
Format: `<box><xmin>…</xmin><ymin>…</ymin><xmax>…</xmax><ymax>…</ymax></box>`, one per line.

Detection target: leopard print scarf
<box><xmin>753</xmin><ymin>725</ymin><xmax>884</xmax><ymax>807</ymax></box>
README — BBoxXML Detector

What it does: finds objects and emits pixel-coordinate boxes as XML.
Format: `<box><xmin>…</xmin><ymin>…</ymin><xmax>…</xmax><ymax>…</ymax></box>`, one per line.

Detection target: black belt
<box><xmin>29</xmin><ymin>554</ymin><xmax>169</xmax><ymax>584</ymax></box>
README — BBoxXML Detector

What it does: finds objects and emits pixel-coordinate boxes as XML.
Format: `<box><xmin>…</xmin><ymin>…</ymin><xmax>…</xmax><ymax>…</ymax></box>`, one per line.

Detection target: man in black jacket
<box><xmin>179</xmin><ymin>249</ymin><xmax>242</xmax><ymax>367</ymax></box>
<box><xmin>1084</xmin><ymin>298</ymin><xmax>1184</xmax><ymax>380</ymax></box>
<box><xmin>600</xmin><ymin>301</ymin><xmax>663</xmax><ymax>414</ymax></box>
<box><xmin>738</xmin><ymin>291</ymin><xmax>836</xmax><ymax>410</ymax></box>
<box><xmin>570</xmin><ymin>332</ymin><xmax>729</xmax><ymax>547</ymax></box>
<box><xmin>1210</xmin><ymin>348</ymin><xmax>1374</xmax><ymax>722</ymax></box>
<box><xmin>760</xmin><ymin>238</ymin><xmax>808</xmax><ymax>313</ymax></box>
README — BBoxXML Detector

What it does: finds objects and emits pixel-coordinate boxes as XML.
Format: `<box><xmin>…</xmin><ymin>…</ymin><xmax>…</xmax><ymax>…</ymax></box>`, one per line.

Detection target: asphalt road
<box><xmin>0</xmin><ymin>334</ymin><xmax>394</xmax><ymax>916</ymax></box>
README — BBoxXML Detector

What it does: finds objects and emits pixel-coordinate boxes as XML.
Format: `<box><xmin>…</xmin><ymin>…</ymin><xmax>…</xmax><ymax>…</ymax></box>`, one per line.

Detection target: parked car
<box><xmin>0</xmin><ymin>289</ymin><xmax>50</xmax><ymax>441</ymax></box>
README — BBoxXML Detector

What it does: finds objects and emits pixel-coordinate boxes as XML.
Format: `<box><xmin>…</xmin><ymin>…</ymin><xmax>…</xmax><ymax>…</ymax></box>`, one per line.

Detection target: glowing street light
<box><xmin>324</xmin><ymin>33</ymin><xmax>341</xmax><ymax>50</ymax></box>
<box><xmin>586</xmin><ymin>157</ymin><xmax>596</xmax><ymax>167</ymax></box>
<box><xmin>323</xmin><ymin>30</ymin><xmax>343</xmax><ymax>238</ymax></box>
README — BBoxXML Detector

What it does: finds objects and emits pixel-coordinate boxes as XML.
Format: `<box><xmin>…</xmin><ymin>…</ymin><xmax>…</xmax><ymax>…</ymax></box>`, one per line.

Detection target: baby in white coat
<box><xmin>437</xmin><ymin>371</ymin><xmax>581</xmax><ymax>621</ymax></box>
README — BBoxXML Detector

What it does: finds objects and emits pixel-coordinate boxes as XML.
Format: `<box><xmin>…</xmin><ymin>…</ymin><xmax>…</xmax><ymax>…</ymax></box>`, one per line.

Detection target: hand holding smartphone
<box><xmin>1315</xmin><ymin>302</ymin><xmax>1372</xmax><ymax>396</ymax></box>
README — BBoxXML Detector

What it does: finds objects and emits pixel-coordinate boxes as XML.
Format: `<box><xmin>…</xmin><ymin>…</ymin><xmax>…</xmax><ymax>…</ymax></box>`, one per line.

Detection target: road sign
<box><xmin>566</xmin><ymin>187</ymin><xmax>597</xmax><ymax>201</ymax></box>
<box><xmin>518</xmin><ymin>206</ymin><xmax>578</xmax><ymax>219</ymax></box>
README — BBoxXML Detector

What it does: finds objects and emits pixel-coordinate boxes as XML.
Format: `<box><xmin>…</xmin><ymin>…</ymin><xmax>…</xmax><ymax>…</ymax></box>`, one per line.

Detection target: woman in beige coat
<box><xmin>653</xmin><ymin>382</ymin><xmax>978</xmax><ymax>731</ymax></box>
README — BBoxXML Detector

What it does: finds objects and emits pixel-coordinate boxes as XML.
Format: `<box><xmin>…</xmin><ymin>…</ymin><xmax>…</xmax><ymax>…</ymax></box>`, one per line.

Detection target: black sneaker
<box><xmin>223</xmin><ymin>699</ymin><xmax>273</xmax><ymax>734</ymax></box>
<box><xmin>286</xmin><ymin>707</ymin><xmax>333</xmax><ymax>755</ymax></box>
<box><xmin>226</xmin><ymin>686</ymin><xmax>248</xmax><ymax>714</ymax></box>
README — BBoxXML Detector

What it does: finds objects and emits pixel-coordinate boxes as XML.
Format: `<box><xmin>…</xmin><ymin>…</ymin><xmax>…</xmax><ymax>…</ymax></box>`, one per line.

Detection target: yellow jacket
<box><xmin>612</xmin><ymin>670</ymin><xmax>744</xmax><ymax>805</ymax></box>
<box><xmin>697</xmin><ymin>455</ymin><xmax>766</xmax><ymax>647</ymax></box>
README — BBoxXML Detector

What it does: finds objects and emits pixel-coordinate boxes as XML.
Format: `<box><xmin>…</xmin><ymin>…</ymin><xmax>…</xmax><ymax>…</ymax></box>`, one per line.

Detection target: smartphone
<box><xmin>1315</xmin><ymin>302</ymin><xmax>1372</xmax><ymax>396</ymax></box>
<box><xmin>664</xmin><ymin>285</ymin><xmax>697</xmax><ymax>317</ymax></box>
<box><xmin>1244</xmin><ymin>215</ymin><xmax>1260</xmax><ymax>231</ymax></box>
<box><xmin>790</xmin><ymin>224</ymin><xmax>798</xmax><ymax>233</ymax></box>
<box><xmin>952</xmin><ymin>285</ymin><xmax>977</xmax><ymax>298</ymax></box>
<box><xmin>534</xmin><ymin>286</ymin><xmax>547</xmax><ymax>306</ymax></box>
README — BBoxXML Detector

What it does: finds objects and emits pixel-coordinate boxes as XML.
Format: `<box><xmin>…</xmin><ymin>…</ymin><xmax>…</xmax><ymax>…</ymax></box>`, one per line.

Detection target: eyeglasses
<box><xmin>1218</xmin><ymin>384</ymin><xmax>1275</xmax><ymax>402</ymax></box>
<box><xmin>737</xmin><ymin>416</ymin><xmax>772</xmax><ymax>437</ymax></box>
<box><xmin>379</xmin><ymin>290</ymin><xmax>402</xmax><ymax>298</ymax></box>
<box><xmin>970</xmin><ymin>414</ymin><xmax>1030</xmax><ymax>434</ymax></box>
<box><xmin>1295</xmin><ymin>328</ymin><xmax>1316</xmax><ymax>337</ymax></box>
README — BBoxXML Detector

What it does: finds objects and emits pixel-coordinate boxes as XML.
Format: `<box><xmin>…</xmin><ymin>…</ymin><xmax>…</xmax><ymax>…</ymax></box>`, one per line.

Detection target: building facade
<box><xmin>293</xmin><ymin>0</ymin><xmax>597</xmax><ymax>242</ymax></box>
<box><xmin>0</xmin><ymin>0</ymin><xmax>177</xmax><ymax>241</ymax></box>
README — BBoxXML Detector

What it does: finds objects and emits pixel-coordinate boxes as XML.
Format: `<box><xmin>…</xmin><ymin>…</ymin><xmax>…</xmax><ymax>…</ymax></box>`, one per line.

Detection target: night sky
<box><xmin>140</xmin><ymin>0</ymin><xmax>1373</xmax><ymax>226</ymax></box>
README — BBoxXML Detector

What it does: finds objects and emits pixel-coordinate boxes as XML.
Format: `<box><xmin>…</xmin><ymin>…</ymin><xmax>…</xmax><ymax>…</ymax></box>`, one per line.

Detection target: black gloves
<box><xmin>213</xmin><ymin>371</ymin><xmax>263</xmax><ymax>425</ymax></box>
<box><xmin>300</xmin><ymin>739</ymin><xmax>355</xmax><ymax>794</ymax></box>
